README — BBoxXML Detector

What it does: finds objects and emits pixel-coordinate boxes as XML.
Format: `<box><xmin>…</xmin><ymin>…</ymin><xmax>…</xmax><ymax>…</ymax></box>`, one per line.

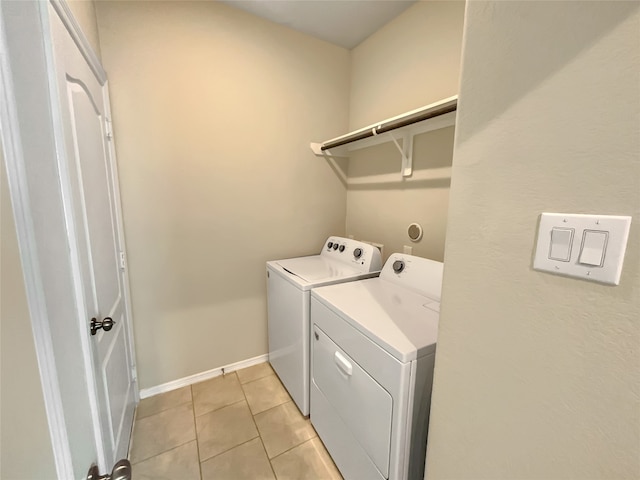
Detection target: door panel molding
<box><xmin>102</xmin><ymin>83</ymin><xmax>139</xmax><ymax>404</ymax></box>
<box><xmin>49</xmin><ymin>0</ymin><xmax>106</xmax><ymax>85</ymax></box>
<box><xmin>103</xmin><ymin>323</ymin><xmax>132</xmax><ymax>452</ymax></box>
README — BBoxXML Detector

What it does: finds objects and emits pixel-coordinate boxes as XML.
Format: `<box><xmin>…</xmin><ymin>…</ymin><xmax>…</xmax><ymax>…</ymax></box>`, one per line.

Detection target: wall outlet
<box><xmin>348</xmin><ymin>234</ymin><xmax>355</xmax><ymax>239</ymax></box>
<box><xmin>403</xmin><ymin>245</ymin><xmax>413</xmax><ymax>254</ymax></box>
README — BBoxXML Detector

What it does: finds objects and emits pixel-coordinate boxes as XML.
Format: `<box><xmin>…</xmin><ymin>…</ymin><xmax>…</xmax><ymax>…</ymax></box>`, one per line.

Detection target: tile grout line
<box><xmin>269</xmin><ymin>436</ymin><xmax>342</xmax><ymax>480</ymax></box>
<box><xmin>195</xmin><ymin>372</ymin><xmax>254</xmax><ymax>474</ymax></box>
<box><xmin>199</xmin><ymin>434</ymin><xmax>261</xmax><ymax>465</ymax></box>
<box><xmin>250</xmin><ymin>398</ymin><xmax>318</xmax><ymax>461</ymax></box>
<box><xmin>237</xmin><ymin>368</ymin><xmax>274</xmax><ymax>386</ymax></box>
<box><xmin>243</xmin><ymin>368</ymin><xmax>314</xmax><ymax>473</ymax></box>
<box><xmin>261</xmin><ymin>436</ymin><xmax>279</xmax><ymax>480</ymax></box>
<box><xmin>240</xmin><ymin>372</ymin><xmax>262</xmax><ymax>440</ymax></box>
<box><xmin>190</xmin><ymin>385</ymin><xmax>204</xmax><ymax>480</ymax></box>
<box><xmin>243</xmin><ymin>373</ymin><xmax>293</xmax><ymax>416</ymax></box>
<box><xmin>138</xmin><ymin>363</ymin><xmax>325</xmax><ymax>478</ymax></box>
<box><xmin>192</xmin><ymin>372</ymin><xmax>246</xmax><ymax>418</ymax></box>
<box><xmin>250</xmin><ymin>397</ymin><xmax>291</xmax><ymax>417</ymax></box>
<box><xmin>252</xmin><ymin>398</ymin><xmax>297</xmax><ymax>418</ymax></box>
<box><xmin>129</xmin><ymin>366</ymin><xmax>265</xmax><ymax>477</ymax></box>
<box><xmin>194</xmin><ymin>397</ymin><xmax>247</xmax><ymax>418</ymax></box>
<box><xmin>239</xmin><ymin>371</ymin><xmax>280</xmax><ymax>389</ymax></box>
<box><xmin>134</xmin><ymin>399</ymin><xmax>193</xmax><ymax>427</ymax></box>
<box><xmin>240</xmin><ymin>370</ymin><xmax>279</xmax><ymax>479</ymax></box>
<box><xmin>196</xmin><ymin>372</ymin><xmax>261</xmax><ymax>465</ymax></box>
<box><xmin>269</xmin><ymin>436</ymin><xmax>317</xmax><ymax>462</ymax></box>
<box><xmin>129</xmin><ymin>396</ymin><xmax>198</xmax><ymax>465</ymax></box>
<box><xmin>130</xmin><ymin>438</ymin><xmax>198</xmax><ymax>466</ymax></box>
<box><xmin>136</xmin><ymin>399</ymin><xmax>192</xmax><ymax>422</ymax></box>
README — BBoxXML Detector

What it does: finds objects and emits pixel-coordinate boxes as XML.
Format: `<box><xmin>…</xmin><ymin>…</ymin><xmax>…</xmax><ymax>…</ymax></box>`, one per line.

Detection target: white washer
<box><xmin>267</xmin><ymin>236</ymin><xmax>382</xmax><ymax>416</ymax></box>
<box><xmin>310</xmin><ymin>253</ymin><xmax>443</xmax><ymax>480</ymax></box>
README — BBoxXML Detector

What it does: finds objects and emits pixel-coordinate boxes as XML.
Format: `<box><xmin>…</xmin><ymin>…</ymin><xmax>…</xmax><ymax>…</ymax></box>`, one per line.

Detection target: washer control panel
<box><xmin>321</xmin><ymin>236</ymin><xmax>382</xmax><ymax>272</ymax></box>
<box><xmin>381</xmin><ymin>253</ymin><xmax>443</xmax><ymax>301</ymax></box>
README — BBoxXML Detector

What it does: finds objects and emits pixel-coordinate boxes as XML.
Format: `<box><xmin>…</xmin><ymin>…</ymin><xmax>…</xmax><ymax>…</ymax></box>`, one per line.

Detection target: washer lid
<box><xmin>311</xmin><ymin>278</ymin><xmax>439</xmax><ymax>362</ymax></box>
<box><xmin>277</xmin><ymin>256</ymin><xmax>361</xmax><ymax>283</ymax></box>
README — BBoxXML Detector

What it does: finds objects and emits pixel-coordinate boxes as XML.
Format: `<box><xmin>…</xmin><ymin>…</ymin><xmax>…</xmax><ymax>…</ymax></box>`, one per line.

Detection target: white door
<box><xmin>48</xmin><ymin>3</ymin><xmax>136</xmax><ymax>470</ymax></box>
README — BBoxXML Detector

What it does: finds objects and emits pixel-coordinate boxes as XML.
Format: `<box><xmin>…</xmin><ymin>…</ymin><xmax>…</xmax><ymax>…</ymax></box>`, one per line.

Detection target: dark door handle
<box><xmin>90</xmin><ymin>317</ymin><xmax>115</xmax><ymax>336</ymax></box>
<box><xmin>87</xmin><ymin>458</ymin><xmax>131</xmax><ymax>480</ymax></box>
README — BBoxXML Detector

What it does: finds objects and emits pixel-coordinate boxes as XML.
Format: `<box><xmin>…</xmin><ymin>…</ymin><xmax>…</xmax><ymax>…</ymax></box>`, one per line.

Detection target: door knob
<box><xmin>90</xmin><ymin>317</ymin><xmax>116</xmax><ymax>336</ymax></box>
<box><xmin>87</xmin><ymin>459</ymin><xmax>131</xmax><ymax>480</ymax></box>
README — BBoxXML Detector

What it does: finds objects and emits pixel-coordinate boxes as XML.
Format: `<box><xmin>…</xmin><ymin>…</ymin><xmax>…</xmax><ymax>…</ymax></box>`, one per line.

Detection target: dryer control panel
<box><xmin>321</xmin><ymin>236</ymin><xmax>382</xmax><ymax>273</ymax></box>
<box><xmin>380</xmin><ymin>253</ymin><xmax>443</xmax><ymax>301</ymax></box>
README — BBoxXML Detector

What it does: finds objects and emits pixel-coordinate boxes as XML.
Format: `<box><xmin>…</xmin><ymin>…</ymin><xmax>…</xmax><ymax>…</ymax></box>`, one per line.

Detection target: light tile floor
<box><xmin>129</xmin><ymin>362</ymin><xmax>343</xmax><ymax>480</ymax></box>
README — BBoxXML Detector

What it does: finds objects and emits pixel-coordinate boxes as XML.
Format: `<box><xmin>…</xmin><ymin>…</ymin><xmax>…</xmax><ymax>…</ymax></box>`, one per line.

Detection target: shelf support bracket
<box><xmin>389</xmin><ymin>132</ymin><xmax>413</xmax><ymax>177</ymax></box>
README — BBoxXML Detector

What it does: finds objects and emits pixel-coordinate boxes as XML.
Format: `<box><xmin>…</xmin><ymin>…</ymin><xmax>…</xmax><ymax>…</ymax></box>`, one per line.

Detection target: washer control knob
<box><xmin>332</xmin><ymin>243</ymin><xmax>339</xmax><ymax>251</ymax></box>
<box><xmin>327</xmin><ymin>241</ymin><xmax>333</xmax><ymax>249</ymax></box>
<box><xmin>353</xmin><ymin>248</ymin><xmax>363</xmax><ymax>259</ymax></box>
<box><xmin>339</xmin><ymin>245</ymin><xmax>345</xmax><ymax>252</ymax></box>
<box><xmin>392</xmin><ymin>260</ymin><xmax>405</xmax><ymax>274</ymax></box>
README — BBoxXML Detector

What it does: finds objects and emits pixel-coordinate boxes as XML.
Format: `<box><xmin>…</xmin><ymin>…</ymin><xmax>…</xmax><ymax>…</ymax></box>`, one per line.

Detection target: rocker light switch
<box><xmin>533</xmin><ymin>213</ymin><xmax>631</xmax><ymax>285</ymax></box>
<box><xmin>579</xmin><ymin>230</ymin><xmax>608</xmax><ymax>266</ymax></box>
<box><xmin>549</xmin><ymin>227</ymin><xmax>573</xmax><ymax>261</ymax></box>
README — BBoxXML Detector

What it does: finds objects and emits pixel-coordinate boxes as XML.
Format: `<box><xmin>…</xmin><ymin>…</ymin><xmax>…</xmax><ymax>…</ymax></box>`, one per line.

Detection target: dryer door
<box><xmin>313</xmin><ymin>325</ymin><xmax>392</xmax><ymax>478</ymax></box>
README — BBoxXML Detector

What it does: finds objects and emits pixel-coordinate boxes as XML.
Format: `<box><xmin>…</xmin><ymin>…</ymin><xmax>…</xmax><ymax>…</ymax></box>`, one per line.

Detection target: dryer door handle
<box><xmin>334</xmin><ymin>351</ymin><xmax>353</xmax><ymax>376</ymax></box>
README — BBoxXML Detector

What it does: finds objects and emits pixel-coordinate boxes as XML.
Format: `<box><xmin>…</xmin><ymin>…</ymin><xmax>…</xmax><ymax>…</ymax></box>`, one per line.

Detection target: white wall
<box><xmin>345</xmin><ymin>0</ymin><xmax>465</xmax><ymax>262</ymax></box>
<box><xmin>426</xmin><ymin>1</ymin><xmax>640</xmax><ymax>478</ymax></box>
<box><xmin>96</xmin><ymin>1</ymin><xmax>350</xmax><ymax>389</ymax></box>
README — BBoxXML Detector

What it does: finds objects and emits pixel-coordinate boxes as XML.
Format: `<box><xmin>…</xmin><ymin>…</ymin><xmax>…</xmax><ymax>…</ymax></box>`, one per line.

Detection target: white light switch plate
<box><xmin>533</xmin><ymin>213</ymin><xmax>632</xmax><ymax>285</ymax></box>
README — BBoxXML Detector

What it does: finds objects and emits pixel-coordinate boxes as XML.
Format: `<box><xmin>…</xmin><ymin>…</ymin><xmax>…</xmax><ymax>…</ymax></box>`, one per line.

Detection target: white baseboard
<box><xmin>139</xmin><ymin>353</ymin><xmax>269</xmax><ymax>399</ymax></box>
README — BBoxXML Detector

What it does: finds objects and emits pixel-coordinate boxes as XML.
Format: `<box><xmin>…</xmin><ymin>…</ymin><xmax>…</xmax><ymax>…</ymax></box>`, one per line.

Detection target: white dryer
<box><xmin>267</xmin><ymin>236</ymin><xmax>382</xmax><ymax>416</ymax></box>
<box><xmin>310</xmin><ymin>253</ymin><xmax>443</xmax><ymax>480</ymax></box>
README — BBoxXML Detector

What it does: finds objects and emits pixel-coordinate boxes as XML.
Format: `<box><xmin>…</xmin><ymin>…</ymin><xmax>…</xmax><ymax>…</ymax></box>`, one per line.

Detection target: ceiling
<box><xmin>220</xmin><ymin>0</ymin><xmax>417</xmax><ymax>49</ymax></box>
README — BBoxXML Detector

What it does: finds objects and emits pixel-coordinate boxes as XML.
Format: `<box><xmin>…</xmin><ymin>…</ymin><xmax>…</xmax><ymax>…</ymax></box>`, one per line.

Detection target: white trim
<box><xmin>40</xmin><ymin>2</ymin><xmax>109</xmax><ymax>469</ymax></box>
<box><xmin>46</xmin><ymin>2</ymin><xmax>138</xmax><ymax>466</ymax></box>
<box><xmin>0</xmin><ymin>5</ymin><xmax>74</xmax><ymax>478</ymax></box>
<box><xmin>49</xmin><ymin>0</ymin><xmax>106</xmax><ymax>85</ymax></box>
<box><xmin>139</xmin><ymin>354</ymin><xmax>270</xmax><ymax>399</ymax></box>
<box><xmin>103</xmin><ymin>84</ymin><xmax>140</xmax><ymax>402</ymax></box>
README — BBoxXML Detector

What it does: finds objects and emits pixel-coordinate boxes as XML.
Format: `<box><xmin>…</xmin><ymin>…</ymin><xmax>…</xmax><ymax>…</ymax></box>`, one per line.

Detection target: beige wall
<box><xmin>346</xmin><ymin>0</ymin><xmax>465</xmax><ymax>262</ymax></box>
<box><xmin>1</xmin><ymin>151</ymin><xmax>56</xmax><ymax>479</ymax></box>
<box><xmin>66</xmin><ymin>0</ymin><xmax>102</xmax><ymax>59</ymax></box>
<box><xmin>349</xmin><ymin>0</ymin><xmax>465</xmax><ymax>128</ymax></box>
<box><xmin>96</xmin><ymin>1</ymin><xmax>350</xmax><ymax>389</ymax></box>
<box><xmin>426</xmin><ymin>2</ymin><xmax>640</xmax><ymax>478</ymax></box>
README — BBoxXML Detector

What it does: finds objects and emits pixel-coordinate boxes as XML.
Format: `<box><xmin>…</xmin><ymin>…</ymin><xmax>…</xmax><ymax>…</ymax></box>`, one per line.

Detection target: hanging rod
<box><xmin>319</xmin><ymin>96</ymin><xmax>457</xmax><ymax>152</ymax></box>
